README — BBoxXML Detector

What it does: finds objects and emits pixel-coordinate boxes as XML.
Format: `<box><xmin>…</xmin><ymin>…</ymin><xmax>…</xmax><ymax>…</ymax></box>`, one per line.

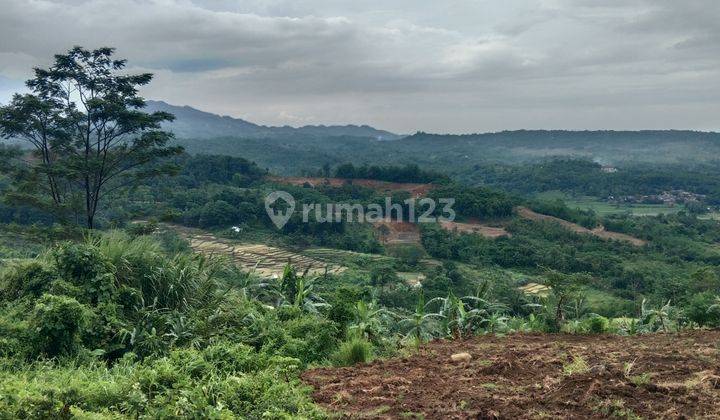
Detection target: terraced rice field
<box><xmin>519</xmin><ymin>282</ymin><xmax>551</xmax><ymax>297</ymax></box>
<box><xmin>166</xmin><ymin>225</ymin><xmax>346</xmax><ymax>278</ymax></box>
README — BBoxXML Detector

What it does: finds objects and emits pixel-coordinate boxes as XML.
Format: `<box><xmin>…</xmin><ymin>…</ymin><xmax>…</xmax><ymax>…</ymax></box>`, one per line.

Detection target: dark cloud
<box><xmin>0</xmin><ymin>0</ymin><xmax>718</xmax><ymax>133</ymax></box>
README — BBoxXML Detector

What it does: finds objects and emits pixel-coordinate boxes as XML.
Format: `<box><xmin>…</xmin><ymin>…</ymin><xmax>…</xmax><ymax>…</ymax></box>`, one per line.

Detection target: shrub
<box><xmin>584</xmin><ymin>315</ymin><xmax>610</xmax><ymax>334</ymax></box>
<box><xmin>0</xmin><ymin>261</ymin><xmax>56</xmax><ymax>301</ymax></box>
<box><xmin>260</xmin><ymin>315</ymin><xmax>339</xmax><ymax>365</ymax></box>
<box><xmin>125</xmin><ymin>221</ymin><xmax>158</xmax><ymax>236</ymax></box>
<box><xmin>31</xmin><ymin>294</ymin><xmax>89</xmax><ymax>357</ymax></box>
<box><xmin>685</xmin><ymin>292</ymin><xmax>720</xmax><ymax>327</ymax></box>
<box><xmin>52</xmin><ymin>243</ymin><xmax>115</xmax><ymax>303</ymax></box>
<box><xmin>332</xmin><ymin>338</ymin><xmax>373</xmax><ymax>366</ymax></box>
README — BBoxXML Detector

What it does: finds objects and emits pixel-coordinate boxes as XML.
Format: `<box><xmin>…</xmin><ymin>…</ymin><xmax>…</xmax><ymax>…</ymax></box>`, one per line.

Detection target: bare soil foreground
<box><xmin>303</xmin><ymin>331</ymin><xmax>720</xmax><ymax>419</ymax></box>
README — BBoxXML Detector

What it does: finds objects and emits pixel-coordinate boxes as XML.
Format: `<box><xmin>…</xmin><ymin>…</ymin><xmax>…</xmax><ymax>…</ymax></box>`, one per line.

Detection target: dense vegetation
<box><xmin>332</xmin><ymin>163</ymin><xmax>450</xmax><ymax>184</ymax></box>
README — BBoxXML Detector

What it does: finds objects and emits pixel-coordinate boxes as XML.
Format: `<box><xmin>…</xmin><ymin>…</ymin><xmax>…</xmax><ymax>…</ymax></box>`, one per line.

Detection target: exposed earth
<box><xmin>517</xmin><ymin>207</ymin><xmax>646</xmax><ymax>246</ymax></box>
<box><xmin>303</xmin><ymin>331</ymin><xmax>720</xmax><ymax>419</ymax></box>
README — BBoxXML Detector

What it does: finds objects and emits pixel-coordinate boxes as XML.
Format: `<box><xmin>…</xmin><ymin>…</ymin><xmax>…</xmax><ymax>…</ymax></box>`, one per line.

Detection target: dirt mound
<box><xmin>517</xmin><ymin>207</ymin><xmax>646</xmax><ymax>246</ymax></box>
<box><xmin>269</xmin><ymin>176</ymin><xmax>433</xmax><ymax>197</ymax></box>
<box><xmin>440</xmin><ymin>220</ymin><xmax>509</xmax><ymax>239</ymax></box>
<box><xmin>303</xmin><ymin>331</ymin><xmax>720</xmax><ymax>419</ymax></box>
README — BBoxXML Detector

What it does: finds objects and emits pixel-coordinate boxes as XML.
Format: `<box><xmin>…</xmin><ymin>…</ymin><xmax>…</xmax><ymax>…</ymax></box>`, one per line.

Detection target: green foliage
<box><xmin>332</xmin><ymin>337</ymin><xmax>374</xmax><ymax>366</ymax></box>
<box><xmin>31</xmin><ymin>294</ymin><xmax>89</xmax><ymax>357</ymax></box>
<box><xmin>53</xmin><ymin>242</ymin><xmax>115</xmax><ymax>304</ymax></box>
<box><xmin>685</xmin><ymin>292</ymin><xmax>720</xmax><ymax>327</ymax></box>
<box><xmin>0</xmin><ymin>261</ymin><xmax>56</xmax><ymax>301</ymax></box>
<box><xmin>0</xmin><ymin>343</ymin><xmax>324</xmax><ymax>418</ymax></box>
<box><xmin>333</xmin><ymin>162</ymin><xmax>449</xmax><ymax>184</ymax></box>
<box><xmin>584</xmin><ymin>315</ymin><xmax>610</xmax><ymax>334</ymax></box>
<box><xmin>0</xmin><ymin>46</ymin><xmax>183</xmax><ymax>228</ymax></box>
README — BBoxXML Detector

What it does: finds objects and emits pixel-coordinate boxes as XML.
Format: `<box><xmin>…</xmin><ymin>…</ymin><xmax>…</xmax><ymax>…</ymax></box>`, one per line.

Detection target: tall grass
<box><xmin>332</xmin><ymin>337</ymin><xmax>373</xmax><ymax>366</ymax></box>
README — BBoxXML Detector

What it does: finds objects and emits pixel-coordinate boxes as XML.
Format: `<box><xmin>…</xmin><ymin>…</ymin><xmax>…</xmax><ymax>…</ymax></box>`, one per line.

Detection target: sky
<box><xmin>1</xmin><ymin>0</ymin><xmax>719</xmax><ymax>134</ymax></box>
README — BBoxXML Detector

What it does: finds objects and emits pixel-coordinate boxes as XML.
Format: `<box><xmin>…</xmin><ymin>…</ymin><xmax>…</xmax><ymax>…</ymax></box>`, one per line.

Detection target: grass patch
<box><xmin>563</xmin><ymin>355</ymin><xmax>590</xmax><ymax>375</ymax></box>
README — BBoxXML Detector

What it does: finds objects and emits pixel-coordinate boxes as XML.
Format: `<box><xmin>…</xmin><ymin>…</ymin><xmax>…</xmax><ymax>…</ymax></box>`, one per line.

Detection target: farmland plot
<box><xmin>167</xmin><ymin>225</ymin><xmax>346</xmax><ymax>278</ymax></box>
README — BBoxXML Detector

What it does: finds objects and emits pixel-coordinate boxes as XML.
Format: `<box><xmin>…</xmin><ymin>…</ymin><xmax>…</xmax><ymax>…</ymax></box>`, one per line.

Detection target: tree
<box><xmin>370</xmin><ymin>265</ymin><xmax>398</xmax><ymax>292</ymax></box>
<box><xmin>542</xmin><ymin>270</ymin><xmax>591</xmax><ymax>325</ymax></box>
<box><xmin>0</xmin><ymin>46</ymin><xmax>182</xmax><ymax>228</ymax></box>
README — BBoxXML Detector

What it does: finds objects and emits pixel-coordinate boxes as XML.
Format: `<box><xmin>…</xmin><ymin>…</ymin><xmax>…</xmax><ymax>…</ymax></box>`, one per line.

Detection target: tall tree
<box><xmin>0</xmin><ymin>46</ymin><xmax>182</xmax><ymax>228</ymax></box>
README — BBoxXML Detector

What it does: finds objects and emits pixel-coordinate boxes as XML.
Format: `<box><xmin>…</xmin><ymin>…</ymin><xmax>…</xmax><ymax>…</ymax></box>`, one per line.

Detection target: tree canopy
<box><xmin>0</xmin><ymin>46</ymin><xmax>182</xmax><ymax>228</ymax></box>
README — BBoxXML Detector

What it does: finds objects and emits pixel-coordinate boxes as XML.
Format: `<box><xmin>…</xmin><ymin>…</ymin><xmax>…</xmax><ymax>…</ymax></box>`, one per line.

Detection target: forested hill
<box><xmin>167</xmin><ymin>127</ymin><xmax>720</xmax><ymax>175</ymax></box>
<box><xmin>398</xmin><ymin>130</ymin><xmax>720</xmax><ymax>164</ymax></box>
<box><xmin>145</xmin><ymin>100</ymin><xmax>403</xmax><ymax>140</ymax></box>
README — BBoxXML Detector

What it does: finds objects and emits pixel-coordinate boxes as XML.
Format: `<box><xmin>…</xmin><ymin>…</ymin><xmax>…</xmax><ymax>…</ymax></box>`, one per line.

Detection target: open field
<box><xmin>517</xmin><ymin>207</ymin><xmax>646</xmax><ymax>246</ymax></box>
<box><xmin>373</xmin><ymin>219</ymin><xmax>421</xmax><ymax>245</ymax></box>
<box><xmin>566</xmin><ymin>198</ymin><xmax>685</xmax><ymax>217</ymax></box>
<box><xmin>439</xmin><ymin>220</ymin><xmax>509</xmax><ymax>239</ymax></box>
<box><xmin>303</xmin><ymin>331</ymin><xmax>720</xmax><ymax>419</ymax></box>
<box><xmin>535</xmin><ymin>192</ymin><xmax>685</xmax><ymax>216</ymax></box>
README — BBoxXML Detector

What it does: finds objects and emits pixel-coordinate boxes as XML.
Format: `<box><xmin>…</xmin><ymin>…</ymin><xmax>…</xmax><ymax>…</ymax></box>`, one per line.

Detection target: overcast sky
<box><xmin>1</xmin><ymin>0</ymin><xmax>719</xmax><ymax>133</ymax></box>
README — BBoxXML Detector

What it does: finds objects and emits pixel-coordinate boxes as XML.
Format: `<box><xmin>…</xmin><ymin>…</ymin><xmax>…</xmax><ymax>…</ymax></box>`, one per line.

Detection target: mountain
<box><xmin>144</xmin><ymin>100</ymin><xmax>403</xmax><ymax>140</ymax></box>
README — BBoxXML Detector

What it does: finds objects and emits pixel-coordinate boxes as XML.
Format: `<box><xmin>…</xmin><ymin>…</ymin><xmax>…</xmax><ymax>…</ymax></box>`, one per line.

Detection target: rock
<box><xmin>451</xmin><ymin>352</ymin><xmax>472</xmax><ymax>363</ymax></box>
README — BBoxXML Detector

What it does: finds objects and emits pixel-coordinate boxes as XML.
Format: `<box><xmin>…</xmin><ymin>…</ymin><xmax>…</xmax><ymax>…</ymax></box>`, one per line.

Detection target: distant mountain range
<box><xmin>145</xmin><ymin>100</ymin><xmax>403</xmax><ymax>141</ymax></box>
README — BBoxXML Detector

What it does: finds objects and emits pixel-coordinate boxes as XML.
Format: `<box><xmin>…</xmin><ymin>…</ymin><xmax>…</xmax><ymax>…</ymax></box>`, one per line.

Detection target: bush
<box><xmin>685</xmin><ymin>292</ymin><xmax>720</xmax><ymax>327</ymax></box>
<box><xmin>125</xmin><ymin>221</ymin><xmax>158</xmax><ymax>236</ymax></box>
<box><xmin>31</xmin><ymin>294</ymin><xmax>89</xmax><ymax>357</ymax></box>
<box><xmin>332</xmin><ymin>338</ymin><xmax>373</xmax><ymax>366</ymax></box>
<box><xmin>261</xmin><ymin>315</ymin><xmax>339</xmax><ymax>366</ymax></box>
<box><xmin>0</xmin><ymin>261</ymin><xmax>56</xmax><ymax>301</ymax></box>
<box><xmin>584</xmin><ymin>315</ymin><xmax>610</xmax><ymax>334</ymax></box>
<box><xmin>53</xmin><ymin>243</ymin><xmax>115</xmax><ymax>303</ymax></box>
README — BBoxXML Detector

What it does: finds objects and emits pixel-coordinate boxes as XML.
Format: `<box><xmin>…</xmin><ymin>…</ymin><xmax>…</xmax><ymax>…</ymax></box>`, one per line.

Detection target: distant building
<box><xmin>600</xmin><ymin>165</ymin><xmax>618</xmax><ymax>173</ymax></box>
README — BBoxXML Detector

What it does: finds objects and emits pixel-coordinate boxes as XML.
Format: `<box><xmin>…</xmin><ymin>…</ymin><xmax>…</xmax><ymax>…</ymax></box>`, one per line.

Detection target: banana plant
<box><xmin>347</xmin><ymin>300</ymin><xmax>395</xmax><ymax>342</ymax></box>
<box><xmin>641</xmin><ymin>299</ymin><xmax>673</xmax><ymax>332</ymax></box>
<box><xmin>399</xmin><ymin>291</ymin><xmax>444</xmax><ymax>345</ymax></box>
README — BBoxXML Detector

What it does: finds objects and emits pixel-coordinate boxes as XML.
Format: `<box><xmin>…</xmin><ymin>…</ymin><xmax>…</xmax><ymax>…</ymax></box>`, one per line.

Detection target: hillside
<box><xmin>145</xmin><ymin>100</ymin><xmax>403</xmax><ymax>141</ymax></box>
<box><xmin>161</xmin><ymin>122</ymin><xmax>720</xmax><ymax>176</ymax></box>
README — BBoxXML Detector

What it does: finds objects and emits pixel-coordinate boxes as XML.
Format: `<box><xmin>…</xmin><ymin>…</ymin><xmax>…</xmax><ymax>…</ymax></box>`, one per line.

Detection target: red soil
<box><xmin>303</xmin><ymin>331</ymin><xmax>720</xmax><ymax>419</ymax></box>
<box><xmin>517</xmin><ymin>207</ymin><xmax>646</xmax><ymax>246</ymax></box>
<box><xmin>439</xmin><ymin>220</ymin><xmax>510</xmax><ymax>239</ymax></box>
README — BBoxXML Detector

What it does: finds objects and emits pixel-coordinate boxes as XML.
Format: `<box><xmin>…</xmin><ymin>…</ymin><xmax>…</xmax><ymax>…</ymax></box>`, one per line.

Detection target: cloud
<box><xmin>0</xmin><ymin>0</ymin><xmax>718</xmax><ymax>132</ymax></box>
